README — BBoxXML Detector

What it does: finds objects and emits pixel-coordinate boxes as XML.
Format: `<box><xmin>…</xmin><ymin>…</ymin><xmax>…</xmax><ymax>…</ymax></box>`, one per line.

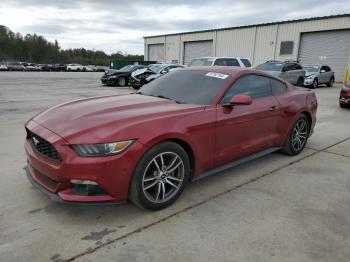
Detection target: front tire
<box><xmin>281</xmin><ymin>114</ymin><xmax>309</xmax><ymax>156</ymax></box>
<box><xmin>129</xmin><ymin>142</ymin><xmax>190</xmax><ymax>210</ymax></box>
<box><xmin>311</xmin><ymin>78</ymin><xmax>318</xmax><ymax>89</ymax></box>
<box><xmin>117</xmin><ymin>77</ymin><xmax>127</xmax><ymax>87</ymax></box>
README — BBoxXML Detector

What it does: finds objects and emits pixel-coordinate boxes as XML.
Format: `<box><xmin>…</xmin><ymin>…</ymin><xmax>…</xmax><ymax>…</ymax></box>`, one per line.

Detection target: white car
<box><xmin>66</xmin><ymin>64</ymin><xmax>84</xmax><ymax>71</ymax></box>
<box><xmin>189</xmin><ymin>57</ymin><xmax>252</xmax><ymax>68</ymax></box>
<box><xmin>0</xmin><ymin>64</ymin><xmax>8</xmax><ymax>71</ymax></box>
<box><xmin>85</xmin><ymin>65</ymin><xmax>97</xmax><ymax>72</ymax></box>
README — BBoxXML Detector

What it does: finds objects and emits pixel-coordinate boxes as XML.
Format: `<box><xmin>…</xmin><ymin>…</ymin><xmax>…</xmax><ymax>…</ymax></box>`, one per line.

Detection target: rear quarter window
<box><xmin>241</xmin><ymin>59</ymin><xmax>251</xmax><ymax>67</ymax></box>
<box><xmin>270</xmin><ymin>78</ymin><xmax>288</xmax><ymax>95</ymax></box>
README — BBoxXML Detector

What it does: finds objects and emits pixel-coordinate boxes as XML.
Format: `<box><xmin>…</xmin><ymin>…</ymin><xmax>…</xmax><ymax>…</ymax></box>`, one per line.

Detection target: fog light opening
<box><xmin>70</xmin><ymin>180</ymin><xmax>106</xmax><ymax>196</ymax></box>
<box><xmin>70</xmin><ymin>179</ymin><xmax>98</xmax><ymax>185</ymax></box>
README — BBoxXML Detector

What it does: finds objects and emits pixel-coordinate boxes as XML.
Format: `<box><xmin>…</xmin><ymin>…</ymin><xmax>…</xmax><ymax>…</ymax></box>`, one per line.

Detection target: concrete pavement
<box><xmin>0</xmin><ymin>72</ymin><xmax>349</xmax><ymax>262</ymax></box>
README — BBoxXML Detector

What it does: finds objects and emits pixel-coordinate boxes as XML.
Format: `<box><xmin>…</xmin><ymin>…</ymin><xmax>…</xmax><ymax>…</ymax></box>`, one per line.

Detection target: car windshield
<box><xmin>189</xmin><ymin>58</ymin><xmax>214</xmax><ymax>67</ymax></box>
<box><xmin>139</xmin><ymin>70</ymin><xmax>229</xmax><ymax>105</ymax></box>
<box><xmin>119</xmin><ymin>65</ymin><xmax>134</xmax><ymax>71</ymax></box>
<box><xmin>255</xmin><ymin>63</ymin><xmax>283</xmax><ymax>71</ymax></box>
<box><xmin>148</xmin><ymin>64</ymin><xmax>166</xmax><ymax>73</ymax></box>
<box><xmin>303</xmin><ymin>66</ymin><xmax>319</xmax><ymax>73</ymax></box>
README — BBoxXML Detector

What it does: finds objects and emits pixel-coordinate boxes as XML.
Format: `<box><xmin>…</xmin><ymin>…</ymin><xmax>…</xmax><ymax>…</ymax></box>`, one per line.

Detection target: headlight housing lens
<box><xmin>72</xmin><ymin>140</ymin><xmax>134</xmax><ymax>157</ymax></box>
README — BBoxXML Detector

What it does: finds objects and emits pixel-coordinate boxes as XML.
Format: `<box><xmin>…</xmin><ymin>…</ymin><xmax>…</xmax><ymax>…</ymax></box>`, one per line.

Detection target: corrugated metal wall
<box><xmin>216</xmin><ymin>27</ymin><xmax>255</xmax><ymax>59</ymax></box>
<box><xmin>144</xmin><ymin>16</ymin><xmax>350</xmax><ymax>68</ymax></box>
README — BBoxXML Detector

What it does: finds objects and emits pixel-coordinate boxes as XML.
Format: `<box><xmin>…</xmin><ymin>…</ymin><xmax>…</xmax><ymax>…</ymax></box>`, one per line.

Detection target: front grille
<box><xmin>27</xmin><ymin>130</ymin><xmax>62</xmax><ymax>163</ymax></box>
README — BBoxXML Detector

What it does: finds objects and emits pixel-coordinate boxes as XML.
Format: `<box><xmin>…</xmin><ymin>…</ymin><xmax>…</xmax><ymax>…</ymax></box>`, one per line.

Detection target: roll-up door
<box><xmin>184</xmin><ymin>40</ymin><xmax>213</xmax><ymax>65</ymax></box>
<box><xmin>148</xmin><ymin>44</ymin><xmax>165</xmax><ymax>62</ymax></box>
<box><xmin>298</xmin><ymin>30</ymin><xmax>350</xmax><ymax>81</ymax></box>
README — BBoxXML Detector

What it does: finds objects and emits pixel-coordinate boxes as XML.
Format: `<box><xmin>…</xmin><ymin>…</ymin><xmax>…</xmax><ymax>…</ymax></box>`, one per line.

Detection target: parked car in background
<box><xmin>303</xmin><ymin>65</ymin><xmax>335</xmax><ymax>88</ymax></box>
<box><xmin>255</xmin><ymin>60</ymin><xmax>305</xmax><ymax>86</ymax></box>
<box><xmin>339</xmin><ymin>82</ymin><xmax>350</xmax><ymax>108</ymax></box>
<box><xmin>86</xmin><ymin>65</ymin><xmax>97</xmax><ymax>72</ymax></box>
<box><xmin>0</xmin><ymin>63</ymin><xmax>8</xmax><ymax>71</ymax></box>
<box><xmin>190</xmin><ymin>57</ymin><xmax>251</xmax><ymax>68</ymax></box>
<box><xmin>7</xmin><ymin>62</ymin><xmax>25</xmax><ymax>71</ymax></box>
<box><xmin>51</xmin><ymin>64</ymin><xmax>66</xmax><ymax>72</ymax></box>
<box><xmin>24</xmin><ymin>67</ymin><xmax>317</xmax><ymax>210</ymax></box>
<box><xmin>101</xmin><ymin>64</ymin><xmax>148</xmax><ymax>87</ymax></box>
<box><xmin>96</xmin><ymin>66</ymin><xmax>109</xmax><ymax>72</ymax></box>
<box><xmin>130</xmin><ymin>63</ymin><xmax>184</xmax><ymax>89</ymax></box>
<box><xmin>23</xmin><ymin>63</ymin><xmax>37</xmax><ymax>71</ymax></box>
<box><xmin>66</xmin><ymin>64</ymin><xmax>84</xmax><ymax>71</ymax></box>
<box><xmin>40</xmin><ymin>64</ymin><xmax>53</xmax><ymax>71</ymax></box>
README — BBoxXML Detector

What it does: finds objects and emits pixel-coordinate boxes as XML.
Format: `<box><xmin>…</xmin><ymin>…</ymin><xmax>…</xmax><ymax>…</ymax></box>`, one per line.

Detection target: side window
<box><xmin>213</xmin><ymin>59</ymin><xmax>226</xmax><ymax>66</ymax></box>
<box><xmin>282</xmin><ymin>64</ymin><xmax>293</xmax><ymax>71</ymax></box>
<box><xmin>270</xmin><ymin>78</ymin><xmax>288</xmax><ymax>96</ymax></box>
<box><xmin>221</xmin><ymin>75</ymin><xmax>272</xmax><ymax>103</ymax></box>
<box><xmin>322</xmin><ymin>66</ymin><xmax>330</xmax><ymax>72</ymax></box>
<box><xmin>226</xmin><ymin>59</ymin><xmax>240</xmax><ymax>67</ymax></box>
<box><xmin>294</xmin><ymin>64</ymin><xmax>302</xmax><ymax>70</ymax></box>
<box><xmin>240</xmin><ymin>59</ymin><xmax>251</xmax><ymax>67</ymax></box>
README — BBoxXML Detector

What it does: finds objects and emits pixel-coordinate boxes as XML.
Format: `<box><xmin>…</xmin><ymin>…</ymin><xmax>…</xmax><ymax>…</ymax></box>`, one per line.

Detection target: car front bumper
<box><xmin>24</xmin><ymin>120</ymin><xmax>144</xmax><ymax>204</ymax></box>
<box><xmin>304</xmin><ymin>78</ymin><xmax>314</xmax><ymax>86</ymax></box>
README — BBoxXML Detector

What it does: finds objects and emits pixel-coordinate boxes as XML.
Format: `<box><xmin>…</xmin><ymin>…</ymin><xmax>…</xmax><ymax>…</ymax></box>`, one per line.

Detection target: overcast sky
<box><xmin>0</xmin><ymin>0</ymin><xmax>349</xmax><ymax>55</ymax></box>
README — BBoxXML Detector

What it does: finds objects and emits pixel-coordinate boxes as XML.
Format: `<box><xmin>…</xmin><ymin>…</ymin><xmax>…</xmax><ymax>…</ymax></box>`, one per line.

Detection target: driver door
<box><xmin>214</xmin><ymin>74</ymin><xmax>281</xmax><ymax>167</ymax></box>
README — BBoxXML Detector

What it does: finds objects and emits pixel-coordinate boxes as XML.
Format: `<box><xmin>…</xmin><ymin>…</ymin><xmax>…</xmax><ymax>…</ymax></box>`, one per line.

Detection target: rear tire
<box><xmin>129</xmin><ymin>142</ymin><xmax>190</xmax><ymax>210</ymax></box>
<box><xmin>281</xmin><ymin>114</ymin><xmax>309</xmax><ymax>156</ymax></box>
<box><xmin>327</xmin><ymin>77</ymin><xmax>334</xmax><ymax>87</ymax></box>
<box><xmin>296</xmin><ymin>77</ymin><xmax>304</xmax><ymax>87</ymax></box>
<box><xmin>311</xmin><ymin>78</ymin><xmax>318</xmax><ymax>89</ymax></box>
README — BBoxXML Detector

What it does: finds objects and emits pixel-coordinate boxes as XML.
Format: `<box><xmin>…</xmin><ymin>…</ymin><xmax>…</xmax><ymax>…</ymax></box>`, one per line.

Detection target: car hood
<box><xmin>132</xmin><ymin>68</ymin><xmax>156</xmax><ymax>78</ymax></box>
<box><xmin>305</xmin><ymin>73</ymin><xmax>317</xmax><ymax>77</ymax></box>
<box><xmin>32</xmin><ymin>94</ymin><xmax>203</xmax><ymax>143</ymax></box>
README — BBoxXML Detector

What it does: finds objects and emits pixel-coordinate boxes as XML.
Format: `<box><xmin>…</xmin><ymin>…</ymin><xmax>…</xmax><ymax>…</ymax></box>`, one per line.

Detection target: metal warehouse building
<box><xmin>144</xmin><ymin>14</ymin><xmax>350</xmax><ymax>81</ymax></box>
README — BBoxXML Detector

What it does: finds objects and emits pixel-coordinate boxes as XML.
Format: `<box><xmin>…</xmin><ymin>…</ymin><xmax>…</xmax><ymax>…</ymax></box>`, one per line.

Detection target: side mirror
<box><xmin>320</xmin><ymin>69</ymin><xmax>326</xmax><ymax>73</ymax></box>
<box><xmin>161</xmin><ymin>69</ymin><xmax>169</xmax><ymax>74</ymax></box>
<box><xmin>282</xmin><ymin>68</ymin><xmax>288</xmax><ymax>72</ymax></box>
<box><xmin>223</xmin><ymin>95</ymin><xmax>253</xmax><ymax>107</ymax></box>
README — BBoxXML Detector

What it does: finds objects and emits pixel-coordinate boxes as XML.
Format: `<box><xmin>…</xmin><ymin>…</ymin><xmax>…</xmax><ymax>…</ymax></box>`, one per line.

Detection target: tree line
<box><xmin>0</xmin><ymin>25</ymin><xmax>144</xmax><ymax>65</ymax></box>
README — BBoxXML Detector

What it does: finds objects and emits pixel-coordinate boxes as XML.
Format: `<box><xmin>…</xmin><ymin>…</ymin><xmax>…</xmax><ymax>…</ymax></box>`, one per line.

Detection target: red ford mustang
<box><xmin>24</xmin><ymin>67</ymin><xmax>317</xmax><ymax>210</ymax></box>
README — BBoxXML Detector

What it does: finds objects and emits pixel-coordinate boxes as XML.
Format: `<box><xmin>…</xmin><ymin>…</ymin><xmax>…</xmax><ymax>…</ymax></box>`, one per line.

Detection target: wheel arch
<box><xmin>300</xmin><ymin>110</ymin><xmax>312</xmax><ymax>133</ymax></box>
<box><xmin>167</xmin><ymin>138</ymin><xmax>196</xmax><ymax>180</ymax></box>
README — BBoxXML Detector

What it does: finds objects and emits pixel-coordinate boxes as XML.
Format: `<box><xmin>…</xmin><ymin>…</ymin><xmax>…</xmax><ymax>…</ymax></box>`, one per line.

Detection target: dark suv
<box><xmin>255</xmin><ymin>60</ymin><xmax>305</xmax><ymax>86</ymax></box>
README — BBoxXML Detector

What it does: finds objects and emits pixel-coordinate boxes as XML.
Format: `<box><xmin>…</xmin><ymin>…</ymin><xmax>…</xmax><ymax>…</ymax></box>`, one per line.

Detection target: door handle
<box><xmin>269</xmin><ymin>106</ymin><xmax>279</xmax><ymax>111</ymax></box>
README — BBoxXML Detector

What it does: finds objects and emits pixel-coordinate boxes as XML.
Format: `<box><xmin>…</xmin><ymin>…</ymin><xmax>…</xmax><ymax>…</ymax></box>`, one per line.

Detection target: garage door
<box><xmin>184</xmin><ymin>40</ymin><xmax>213</xmax><ymax>65</ymax></box>
<box><xmin>148</xmin><ymin>44</ymin><xmax>165</xmax><ymax>62</ymax></box>
<box><xmin>298</xmin><ymin>30</ymin><xmax>350</xmax><ymax>81</ymax></box>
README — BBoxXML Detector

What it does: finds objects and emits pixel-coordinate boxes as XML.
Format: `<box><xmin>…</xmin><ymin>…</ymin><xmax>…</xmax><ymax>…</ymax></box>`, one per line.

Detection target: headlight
<box><xmin>72</xmin><ymin>140</ymin><xmax>134</xmax><ymax>157</ymax></box>
<box><xmin>305</xmin><ymin>75</ymin><xmax>314</xmax><ymax>79</ymax></box>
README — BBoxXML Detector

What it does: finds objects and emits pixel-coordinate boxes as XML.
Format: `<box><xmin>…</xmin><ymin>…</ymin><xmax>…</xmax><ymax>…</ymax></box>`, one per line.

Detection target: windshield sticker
<box><xmin>205</xmin><ymin>72</ymin><xmax>229</xmax><ymax>79</ymax></box>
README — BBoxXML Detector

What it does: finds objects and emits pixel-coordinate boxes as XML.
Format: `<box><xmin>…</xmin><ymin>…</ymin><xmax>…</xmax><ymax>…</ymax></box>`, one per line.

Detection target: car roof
<box><xmin>304</xmin><ymin>64</ymin><xmax>329</xmax><ymax>67</ymax></box>
<box><xmin>193</xmin><ymin>57</ymin><xmax>248</xmax><ymax>59</ymax></box>
<box><xmin>179</xmin><ymin>66</ymin><xmax>251</xmax><ymax>76</ymax></box>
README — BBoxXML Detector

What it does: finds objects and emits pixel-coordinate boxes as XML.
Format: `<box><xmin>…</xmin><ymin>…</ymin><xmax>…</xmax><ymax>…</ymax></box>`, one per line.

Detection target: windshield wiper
<box><xmin>136</xmin><ymin>93</ymin><xmax>181</xmax><ymax>104</ymax></box>
<box><xmin>154</xmin><ymin>94</ymin><xmax>182</xmax><ymax>104</ymax></box>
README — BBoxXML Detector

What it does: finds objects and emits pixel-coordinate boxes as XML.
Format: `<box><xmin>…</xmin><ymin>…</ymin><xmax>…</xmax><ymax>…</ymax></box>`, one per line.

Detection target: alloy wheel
<box><xmin>142</xmin><ymin>152</ymin><xmax>184</xmax><ymax>204</ymax></box>
<box><xmin>292</xmin><ymin>118</ymin><xmax>308</xmax><ymax>152</ymax></box>
<box><xmin>118</xmin><ymin>77</ymin><xmax>126</xmax><ymax>86</ymax></box>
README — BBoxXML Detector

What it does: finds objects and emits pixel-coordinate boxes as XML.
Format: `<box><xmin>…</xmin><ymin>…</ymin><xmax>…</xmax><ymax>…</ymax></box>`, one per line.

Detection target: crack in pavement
<box><xmin>64</xmin><ymin>136</ymin><xmax>350</xmax><ymax>262</ymax></box>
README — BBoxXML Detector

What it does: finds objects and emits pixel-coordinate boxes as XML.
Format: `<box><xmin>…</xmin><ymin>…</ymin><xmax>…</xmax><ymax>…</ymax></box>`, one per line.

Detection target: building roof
<box><xmin>144</xmin><ymin>13</ymin><xmax>350</xmax><ymax>38</ymax></box>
